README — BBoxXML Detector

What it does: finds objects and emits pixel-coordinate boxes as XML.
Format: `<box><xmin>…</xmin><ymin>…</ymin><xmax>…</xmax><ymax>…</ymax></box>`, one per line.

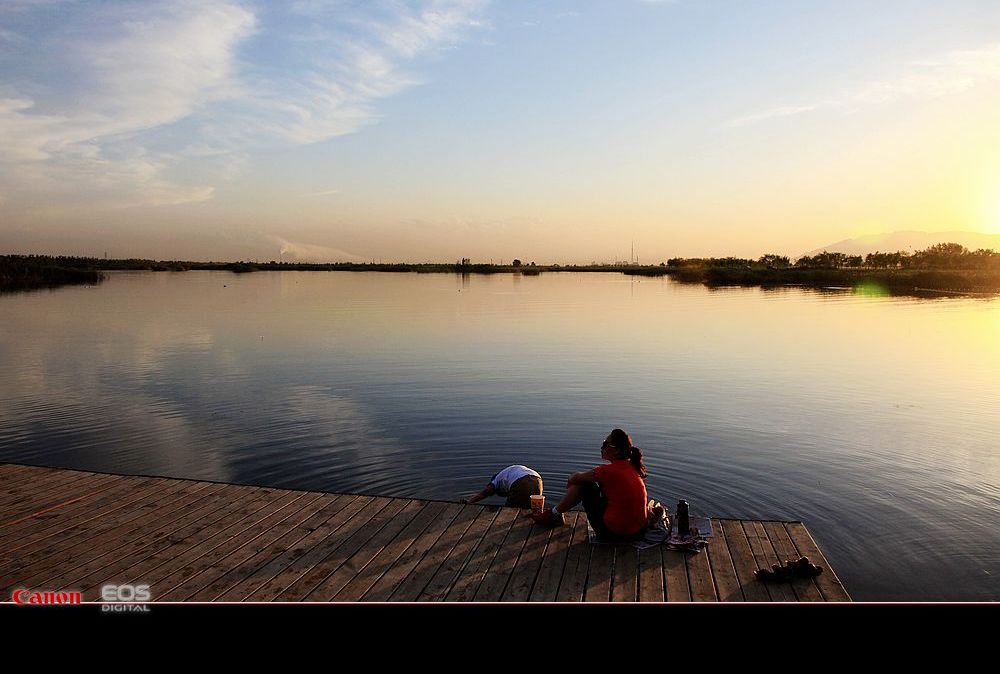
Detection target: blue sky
<box><xmin>2</xmin><ymin>0</ymin><xmax>1000</xmax><ymax>262</ymax></box>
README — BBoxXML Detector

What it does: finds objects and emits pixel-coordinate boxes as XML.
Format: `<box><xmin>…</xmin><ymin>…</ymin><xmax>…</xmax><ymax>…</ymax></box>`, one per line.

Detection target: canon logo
<box><xmin>12</xmin><ymin>589</ymin><xmax>82</xmax><ymax>605</ymax></box>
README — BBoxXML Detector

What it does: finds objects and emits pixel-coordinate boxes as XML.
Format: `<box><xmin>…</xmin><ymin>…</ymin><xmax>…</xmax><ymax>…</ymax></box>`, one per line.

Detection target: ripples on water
<box><xmin>0</xmin><ymin>271</ymin><xmax>997</xmax><ymax>601</ymax></box>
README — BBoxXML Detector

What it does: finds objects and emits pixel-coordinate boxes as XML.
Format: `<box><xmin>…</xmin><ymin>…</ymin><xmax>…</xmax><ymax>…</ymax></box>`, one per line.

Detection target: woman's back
<box><xmin>594</xmin><ymin>459</ymin><xmax>648</xmax><ymax>535</ymax></box>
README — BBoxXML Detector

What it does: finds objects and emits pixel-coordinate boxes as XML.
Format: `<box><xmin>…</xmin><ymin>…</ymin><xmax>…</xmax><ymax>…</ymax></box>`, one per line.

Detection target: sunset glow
<box><xmin>2</xmin><ymin>1</ymin><xmax>1000</xmax><ymax>262</ymax></box>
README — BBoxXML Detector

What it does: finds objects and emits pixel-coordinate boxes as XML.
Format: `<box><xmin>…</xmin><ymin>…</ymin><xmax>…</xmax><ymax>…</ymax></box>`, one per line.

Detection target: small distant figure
<box><xmin>463</xmin><ymin>465</ymin><xmax>543</xmax><ymax>508</ymax></box>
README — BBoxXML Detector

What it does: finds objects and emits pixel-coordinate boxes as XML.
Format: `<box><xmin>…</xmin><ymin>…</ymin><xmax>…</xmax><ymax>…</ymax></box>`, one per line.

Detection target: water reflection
<box><xmin>0</xmin><ymin>270</ymin><xmax>997</xmax><ymax>600</ymax></box>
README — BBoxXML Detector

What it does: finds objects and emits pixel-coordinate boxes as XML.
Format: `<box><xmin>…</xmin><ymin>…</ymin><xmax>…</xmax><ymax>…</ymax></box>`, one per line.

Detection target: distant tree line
<box><xmin>665</xmin><ymin>243</ymin><xmax>998</xmax><ymax>271</ymax></box>
<box><xmin>1</xmin><ymin>254</ymin><xmax>196</xmax><ymax>272</ymax></box>
<box><xmin>0</xmin><ymin>255</ymin><xmax>105</xmax><ymax>292</ymax></box>
<box><xmin>794</xmin><ymin>243</ymin><xmax>999</xmax><ymax>270</ymax></box>
<box><xmin>5</xmin><ymin>243</ymin><xmax>999</xmax><ymax>294</ymax></box>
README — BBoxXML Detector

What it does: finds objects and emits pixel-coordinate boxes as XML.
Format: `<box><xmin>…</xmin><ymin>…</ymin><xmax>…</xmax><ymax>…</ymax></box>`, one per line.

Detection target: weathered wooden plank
<box><xmin>281</xmin><ymin>497</ymin><xmax>410</xmax><ymax>601</ymax></box>
<box><xmin>0</xmin><ymin>464</ymin><xmax>851</xmax><ymax>604</ymax></box>
<box><xmin>334</xmin><ymin>501</ymin><xmax>448</xmax><ymax>601</ymax></box>
<box><xmin>637</xmin><ymin>544</ymin><xmax>665</xmax><ymax>602</ymax></box>
<box><xmin>473</xmin><ymin>509</ymin><xmax>535</xmax><ymax>601</ymax></box>
<box><xmin>35</xmin><ymin>483</ymin><xmax>231</xmax><ymax>591</ymax></box>
<box><xmin>0</xmin><ymin>463</ymin><xmax>34</xmax><ymax>482</ymax></box>
<box><xmin>500</xmin><ymin>519</ymin><xmax>552</xmax><ymax>601</ymax></box>
<box><xmin>362</xmin><ymin>502</ymin><xmax>464</xmax><ymax>601</ymax></box>
<box><xmin>0</xmin><ymin>465</ymin><xmax>67</xmax><ymax>496</ymax></box>
<box><xmin>528</xmin><ymin>512</ymin><xmax>576</xmax><ymax>602</ymax></box>
<box><xmin>705</xmin><ymin>518</ymin><xmax>743</xmax><ymax>602</ymax></box>
<box><xmin>0</xmin><ymin>466</ymin><xmax>61</xmax><ymax>495</ymax></box>
<box><xmin>78</xmin><ymin>487</ymin><xmax>283</xmax><ymax>600</ymax></box>
<box><xmin>304</xmin><ymin>499</ymin><xmax>425</xmax><ymax>601</ymax></box>
<box><xmin>555</xmin><ymin>512</ymin><xmax>591</xmax><ymax>602</ymax></box>
<box><xmin>0</xmin><ymin>470</ymin><xmax>109</xmax><ymax>519</ymax></box>
<box><xmin>0</xmin><ymin>479</ymin><xmax>189</xmax><ymax>563</ymax></box>
<box><xmin>208</xmin><ymin>494</ymin><xmax>356</xmax><ymax>601</ymax></box>
<box><xmin>584</xmin><ymin>537</ymin><xmax>613</xmax><ymax>602</ymax></box>
<box><xmin>744</xmin><ymin>521</ymin><xmax>796</xmax><ymax>602</ymax></box>
<box><xmin>762</xmin><ymin>521</ymin><xmax>824</xmax><ymax>603</ymax></box>
<box><xmin>0</xmin><ymin>465</ymin><xmax>104</xmax><ymax>496</ymax></box>
<box><xmin>784</xmin><ymin>522</ymin><xmax>851</xmax><ymax>602</ymax></box>
<box><xmin>1</xmin><ymin>462</ymin><xmax>61</xmax><ymax>477</ymax></box>
<box><xmin>750</xmin><ymin>520</ymin><xmax>799</xmax><ymax>602</ymax></box>
<box><xmin>179</xmin><ymin>492</ymin><xmax>334</xmax><ymax>601</ymax></box>
<box><xmin>243</xmin><ymin>495</ymin><xmax>376</xmax><ymax>601</ymax></box>
<box><xmin>415</xmin><ymin>506</ymin><xmax>500</xmax><ymax>602</ymax></box>
<box><xmin>55</xmin><ymin>483</ymin><xmax>248</xmax><ymax>594</ymax></box>
<box><xmin>0</xmin><ymin>463</ymin><xmax>56</xmax><ymax>482</ymax></box>
<box><xmin>270</xmin><ymin>496</ymin><xmax>396</xmax><ymax>601</ymax></box>
<box><xmin>612</xmin><ymin>545</ymin><xmax>638</xmax><ymax>602</ymax></box>
<box><xmin>0</xmin><ymin>476</ymin><xmax>160</xmax><ymax>550</ymax></box>
<box><xmin>206</xmin><ymin>493</ymin><xmax>353</xmax><ymax>601</ymax></box>
<box><xmin>3</xmin><ymin>476</ymin><xmax>196</xmax><ymax>565</ymax></box>
<box><xmin>157</xmin><ymin>492</ymin><xmax>313</xmax><ymax>601</ymax></box>
<box><xmin>0</xmin><ymin>465</ymin><xmax>90</xmax><ymax>502</ymax></box>
<box><xmin>153</xmin><ymin>491</ymin><xmax>305</xmax><ymax>601</ymax></box>
<box><xmin>663</xmin><ymin>548</ymin><xmax>691</xmax><ymax>601</ymax></box>
<box><xmin>719</xmin><ymin>519</ymin><xmax>770</xmax><ymax>602</ymax></box>
<box><xmin>0</xmin><ymin>462</ymin><xmax>35</xmax><ymax>476</ymax></box>
<box><xmin>0</xmin><ymin>471</ymin><xmax>42</xmax><ymax>497</ymax></box>
<box><xmin>444</xmin><ymin>507</ymin><xmax>518</xmax><ymax>602</ymax></box>
<box><xmin>686</xmin><ymin>548</ymin><xmax>718</xmax><ymax>602</ymax></box>
<box><xmin>0</xmin><ymin>478</ymin><xmax>209</xmax><ymax>593</ymax></box>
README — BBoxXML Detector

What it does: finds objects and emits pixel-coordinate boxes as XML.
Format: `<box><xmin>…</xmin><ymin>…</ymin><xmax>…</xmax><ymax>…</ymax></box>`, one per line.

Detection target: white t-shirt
<box><xmin>490</xmin><ymin>465</ymin><xmax>540</xmax><ymax>495</ymax></box>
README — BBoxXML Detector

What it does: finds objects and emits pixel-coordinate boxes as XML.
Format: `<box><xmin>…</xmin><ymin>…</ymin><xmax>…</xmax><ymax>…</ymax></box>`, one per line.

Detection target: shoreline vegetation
<box><xmin>3</xmin><ymin>243</ymin><xmax>998</xmax><ymax>296</ymax></box>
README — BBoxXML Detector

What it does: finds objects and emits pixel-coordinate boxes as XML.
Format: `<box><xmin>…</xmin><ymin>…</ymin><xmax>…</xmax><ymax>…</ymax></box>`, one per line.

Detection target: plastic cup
<box><xmin>530</xmin><ymin>495</ymin><xmax>545</xmax><ymax>513</ymax></box>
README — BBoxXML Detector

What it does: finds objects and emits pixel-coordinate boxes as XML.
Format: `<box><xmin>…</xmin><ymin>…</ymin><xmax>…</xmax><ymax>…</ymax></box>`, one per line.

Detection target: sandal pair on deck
<box><xmin>755</xmin><ymin>556</ymin><xmax>824</xmax><ymax>582</ymax></box>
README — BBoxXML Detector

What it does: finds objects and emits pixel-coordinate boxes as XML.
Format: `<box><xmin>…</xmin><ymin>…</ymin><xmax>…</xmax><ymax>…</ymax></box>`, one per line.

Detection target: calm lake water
<box><xmin>1</xmin><ymin>270</ymin><xmax>997</xmax><ymax>601</ymax></box>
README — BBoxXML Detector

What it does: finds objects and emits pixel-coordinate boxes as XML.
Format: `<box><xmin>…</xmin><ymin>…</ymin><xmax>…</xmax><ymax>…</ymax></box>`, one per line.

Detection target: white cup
<box><xmin>529</xmin><ymin>494</ymin><xmax>545</xmax><ymax>514</ymax></box>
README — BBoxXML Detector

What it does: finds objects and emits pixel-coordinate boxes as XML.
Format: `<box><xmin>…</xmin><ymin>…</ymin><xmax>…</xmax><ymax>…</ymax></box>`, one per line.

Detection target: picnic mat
<box><xmin>587</xmin><ymin>506</ymin><xmax>713</xmax><ymax>552</ymax></box>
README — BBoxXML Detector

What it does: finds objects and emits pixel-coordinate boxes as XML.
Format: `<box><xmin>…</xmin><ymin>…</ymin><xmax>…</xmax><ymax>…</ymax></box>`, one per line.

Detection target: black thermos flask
<box><xmin>677</xmin><ymin>500</ymin><xmax>690</xmax><ymax>536</ymax></box>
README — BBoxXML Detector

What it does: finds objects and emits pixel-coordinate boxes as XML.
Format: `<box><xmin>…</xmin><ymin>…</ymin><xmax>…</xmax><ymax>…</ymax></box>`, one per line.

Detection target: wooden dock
<box><xmin>0</xmin><ymin>463</ymin><xmax>850</xmax><ymax>602</ymax></box>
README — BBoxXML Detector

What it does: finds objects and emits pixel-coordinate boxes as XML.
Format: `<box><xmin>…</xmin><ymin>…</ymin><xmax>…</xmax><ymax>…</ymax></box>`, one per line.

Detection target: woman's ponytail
<box><xmin>609</xmin><ymin>428</ymin><xmax>647</xmax><ymax>478</ymax></box>
<box><xmin>628</xmin><ymin>445</ymin><xmax>647</xmax><ymax>479</ymax></box>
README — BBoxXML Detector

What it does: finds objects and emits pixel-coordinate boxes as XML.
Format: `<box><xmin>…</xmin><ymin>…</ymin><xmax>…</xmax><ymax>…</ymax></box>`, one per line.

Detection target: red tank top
<box><xmin>593</xmin><ymin>459</ymin><xmax>648</xmax><ymax>535</ymax></box>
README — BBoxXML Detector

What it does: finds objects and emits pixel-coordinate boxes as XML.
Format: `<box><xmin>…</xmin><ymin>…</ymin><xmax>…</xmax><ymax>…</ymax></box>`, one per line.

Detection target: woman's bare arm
<box><xmin>566</xmin><ymin>470</ymin><xmax>598</xmax><ymax>487</ymax></box>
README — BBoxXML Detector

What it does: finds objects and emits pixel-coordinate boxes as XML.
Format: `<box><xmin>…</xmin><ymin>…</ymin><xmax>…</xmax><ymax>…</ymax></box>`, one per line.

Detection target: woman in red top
<box><xmin>531</xmin><ymin>428</ymin><xmax>649</xmax><ymax>539</ymax></box>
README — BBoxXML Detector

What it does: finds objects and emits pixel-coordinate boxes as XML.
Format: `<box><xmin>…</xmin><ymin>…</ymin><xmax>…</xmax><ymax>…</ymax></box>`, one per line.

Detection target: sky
<box><xmin>2</xmin><ymin>0</ymin><xmax>1000</xmax><ymax>263</ymax></box>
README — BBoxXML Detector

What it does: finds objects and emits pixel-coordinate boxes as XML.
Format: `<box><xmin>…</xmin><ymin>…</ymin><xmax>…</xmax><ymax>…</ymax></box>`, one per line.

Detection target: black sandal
<box><xmin>788</xmin><ymin>556</ymin><xmax>824</xmax><ymax>577</ymax></box>
<box><xmin>755</xmin><ymin>564</ymin><xmax>793</xmax><ymax>582</ymax></box>
<box><xmin>755</xmin><ymin>557</ymin><xmax>823</xmax><ymax>582</ymax></box>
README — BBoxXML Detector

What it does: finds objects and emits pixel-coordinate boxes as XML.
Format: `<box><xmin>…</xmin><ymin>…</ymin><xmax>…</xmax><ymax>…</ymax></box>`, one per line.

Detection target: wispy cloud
<box><xmin>0</xmin><ymin>0</ymin><xmax>489</xmax><ymax>210</ymax></box>
<box><xmin>726</xmin><ymin>42</ymin><xmax>1000</xmax><ymax>128</ymax></box>
<box><xmin>0</xmin><ymin>0</ymin><xmax>82</xmax><ymax>11</ymax></box>
<box><xmin>0</xmin><ymin>3</ymin><xmax>256</xmax><ymax>158</ymax></box>
<box><xmin>373</xmin><ymin>0</ymin><xmax>487</xmax><ymax>58</ymax></box>
<box><xmin>273</xmin><ymin>237</ymin><xmax>364</xmax><ymax>262</ymax></box>
<box><xmin>724</xmin><ymin>105</ymin><xmax>820</xmax><ymax>128</ymax></box>
<box><xmin>0</xmin><ymin>0</ymin><xmax>255</xmax><ymax>206</ymax></box>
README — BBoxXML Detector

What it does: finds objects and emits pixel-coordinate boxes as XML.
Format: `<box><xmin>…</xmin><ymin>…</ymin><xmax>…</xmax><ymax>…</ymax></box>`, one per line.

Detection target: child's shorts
<box><xmin>505</xmin><ymin>475</ymin><xmax>543</xmax><ymax>508</ymax></box>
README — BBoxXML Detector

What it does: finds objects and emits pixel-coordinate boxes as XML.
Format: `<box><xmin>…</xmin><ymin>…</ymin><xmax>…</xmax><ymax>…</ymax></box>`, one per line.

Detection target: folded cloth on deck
<box><xmin>586</xmin><ymin>499</ymin><xmax>711</xmax><ymax>552</ymax></box>
<box><xmin>664</xmin><ymin>527</ymin><xmax>711</xmax><ymax>553</ymax></box>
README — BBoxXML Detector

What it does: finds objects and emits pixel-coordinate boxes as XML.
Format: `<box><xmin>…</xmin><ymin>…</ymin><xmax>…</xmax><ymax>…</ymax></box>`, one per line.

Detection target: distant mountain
<box><xmin>802</xmin><ymin>231</ymin><xmax>1000</xmax><ymax>257</ymax></box>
